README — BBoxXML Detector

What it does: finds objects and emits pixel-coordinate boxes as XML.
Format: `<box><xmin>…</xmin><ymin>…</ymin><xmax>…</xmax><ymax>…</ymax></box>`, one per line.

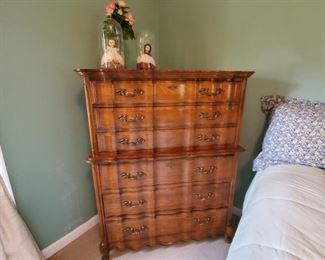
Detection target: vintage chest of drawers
<box><xmin>75</xmin><ymin>69</ymin><xmax>254</xmax><ymax>259</ymax></box>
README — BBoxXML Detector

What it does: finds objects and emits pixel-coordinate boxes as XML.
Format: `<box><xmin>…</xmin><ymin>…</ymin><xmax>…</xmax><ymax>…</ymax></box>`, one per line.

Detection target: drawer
<box><xmin>91</xmin><ymin>81</ymin><xmax>153</xmax><ymax>105</ymax></box>
<box><xmin>99</xmin><ymin>160</ymin><xmax>154</xmax><ymax>191</ymax></box>
<box><xmin>155</xmin><ymin>81</ymin><xmax>196</xmax><ymax>103</ymax></box>
<box><xmin>191</xmin><ymin>208</ymin><xmax>227</xmax><ymax>240</ymax></box>
<box><xmin>154</xmin><ymin>106</ymin><xmax>195</xmax><ymax>129</ymax></box>
<box><xmin>197</xmin><ymin>81</ymin><xmax>242</xmax><ymax>102</ymax></box>
<box><xmin>97</xmin><ymin>131</ymin><xmax>153</xmax><ymax>152</ymax></box>
<box><xmin>154</xmin><ymin>158</ymin><xmax>189</xmax><ymax>185</ymax></box>
<box><xmin>94</xmin><ymin>107</ymin><xmax>153</xmax><ymax>131</ymax></box>
<box><xmin>106</xmin><ymin>216</ymin><xmax>155</xmax><ymax>245</ymax></box>
<box><xmin>113</xmin><ymin>81</ymin><xmax>153</xmax><ymax>104</ymax></box>
<box><xmin>103</xmin><ymin>190</ymin><xmax>155</xmax><ymax>217</ymax></box>
<box><xmin>192</xmin><ymin>183</ymin><xmax>230</xmax><ymax>210</ymax></box>
<box><xmin>192</xmin><ymin>155</ymin><xmax>234</xmax><ymax>183</ymax></box>
<box><xmin>96</xmin><ymin>128</ymin><xmax>237</xmax><ymax>153</ymax></box>
<box><xmin>195</xmin><ymin>105</ymin><xmax>239</xmax><ymax>127</ymax></box>
<box><xmin>156</xmin><ymin>185</ymin><xmax>191</xmax><ymax>212</ymax></box>
<box><xmin>193</xmin><ymin>127</ymin><xmax>237</xmax><ymax>148</ymax></box>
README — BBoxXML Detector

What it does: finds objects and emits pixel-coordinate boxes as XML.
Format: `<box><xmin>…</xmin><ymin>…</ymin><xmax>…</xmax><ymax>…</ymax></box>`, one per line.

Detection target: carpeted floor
<box><xmin>48</xmin><ymin>224</ymin><xmax>231</xmax><ymax>260</ymax></box>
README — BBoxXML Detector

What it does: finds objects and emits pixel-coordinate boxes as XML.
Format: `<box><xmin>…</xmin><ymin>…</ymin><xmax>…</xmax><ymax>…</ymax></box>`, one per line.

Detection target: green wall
<box><xmin>157</xmin><ymin>0</ymin><xmax>325</xmax><ymax>207</ymax></box>
<box><xmin>0</xmin><ymin>0</ymin><xmax>158</xmax><ymax>249</ymax></box>
<box><xmin>1</xmin><ymin>0</ymin><xmax>324</xmax><ymax>250</ymax></box>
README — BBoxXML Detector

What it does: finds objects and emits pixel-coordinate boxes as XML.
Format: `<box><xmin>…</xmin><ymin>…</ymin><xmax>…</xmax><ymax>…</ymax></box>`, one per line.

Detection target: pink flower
<box><xmin>117</xmin><ymin>0</ymin><xmax>127</xmax><ymax>7</ymax></box>
<box><xmin>105</xmin><ymin>2</ymin><xmax>115</xmax><ymax>14</ymax></box>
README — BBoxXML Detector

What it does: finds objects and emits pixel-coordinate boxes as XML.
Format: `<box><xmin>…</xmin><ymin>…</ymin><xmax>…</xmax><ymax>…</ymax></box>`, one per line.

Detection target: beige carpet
<box><xmin>48</xmin><ymin>225</ymin><xmax>230</xmax><ymax>260</ymax></box>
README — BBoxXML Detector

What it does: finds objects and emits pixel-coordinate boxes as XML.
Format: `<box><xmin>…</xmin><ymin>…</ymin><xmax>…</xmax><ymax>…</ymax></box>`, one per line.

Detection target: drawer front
<box><xmin>155</xmin><ymin>81</ymin><xmax>196</xmax><ymax>103</ymax></box>
<box><xmin>192</xmin><ymin>183</ymin><xmax>230</xmax><ymax>210</ymax></box>
<box><xmin>154</xmin><ymin>106</ymin><xmax>194</xmax><ymax>129</ymax></box>
<box><xmin>197</xmin><ymin>81</ymin><xmax>242</xmax><ymax>102</ymax></box>
<box><xmin>96</xmin><ymin>128</ymin><xmax>236</xmax><ymax>153</ymax></box>
<box><xmin>94</xmin><ymin>107</ymin><xmax>153</xmax><ymax>131</ymax></box>
<box><xmin>113</xmin><ymin>81</ymin><xmax>153</xmax><ymax>104</ymax></box>
<box><xmin>191</xmin><ymin>208</ymin><xmax>227</xmax><ymax>239</ymax></box>
<box><xmin>192</xmin><ymin>156</ymin><xmax>234</xmax><ymax>183</ymax></box>
<box><xmin>106</xmin><ymin>216</ymin><xmax>155</xmax><ymax>245</ymax></box>
<box><xmin>99</xmin><ymin>160</ymin><xmax>154</xmax><ymax>191</ymax></box>
<box><xmin>91</xmin><ymin>81</ymin><xmax>153</xmax><ymax>105</ymax></box>
<box><xmin>195</xmin><ymin>105</ymin><xmax>239</xmax><ymax>127</ymax></box>
<box><xmin>156</xmin><ymin>185</ymin><xmax>191</xmax><ymax>212</ymax></box>
<box><xmin>97</xmin><ymin>131</ymin><xmax>153</xmax><ymax>152</ymax></box>
<box><xmin>154</xmin><ymin>158</ymin><xmax>189</xmax><ymax>185</ymax></box>
<box><xmin>103</xmin><ymin>190</ymin><xmax>154</xmax><ymax>217</ymax></box>
<box><xmin>194</xmin><ymin>127</ymin><xmax>237</xmax><ymax>148</ymax></box>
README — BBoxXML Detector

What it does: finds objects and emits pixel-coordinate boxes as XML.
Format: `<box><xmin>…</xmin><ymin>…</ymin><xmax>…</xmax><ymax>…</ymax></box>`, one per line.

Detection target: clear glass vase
<box><xmin>136</xmin><ymin>31</ymin><xmax>156</xmax><ymax>70</ymax></box>
<box><xmin>100</xmin><ymin>16</ymin><xmax>125</xmax><ymax>69</ymax></box>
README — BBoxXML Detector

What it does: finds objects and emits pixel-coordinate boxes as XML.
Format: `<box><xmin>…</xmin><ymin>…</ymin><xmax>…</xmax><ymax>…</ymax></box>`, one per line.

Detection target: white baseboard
<box><xmin>232</xmin><ymin>206</ymin><xmax>242</xmax><ymax>217</ymax></box>
<box><xmin>42</xmin><ymin>215</ymin><xmax>99</xmax><ymax>259</ymax></box>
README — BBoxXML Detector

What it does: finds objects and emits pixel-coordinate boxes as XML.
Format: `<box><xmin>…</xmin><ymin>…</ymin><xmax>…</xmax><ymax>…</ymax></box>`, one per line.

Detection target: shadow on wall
<box><xmin>234</xmin><ymin>77</ymin><xmax>297</xmax><ymax>208</ymax></box>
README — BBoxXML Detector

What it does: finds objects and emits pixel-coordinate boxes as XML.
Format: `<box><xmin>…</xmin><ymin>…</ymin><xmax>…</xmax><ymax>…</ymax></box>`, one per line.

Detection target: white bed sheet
<box><xmin>227</xmin><ymin>164</ymin><xmax>325</xmax><ymax>260</ymax></box>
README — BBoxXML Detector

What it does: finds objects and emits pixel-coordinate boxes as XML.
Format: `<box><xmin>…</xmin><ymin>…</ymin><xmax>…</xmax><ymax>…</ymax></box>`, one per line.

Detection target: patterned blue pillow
<box><xmin>253</xmin><ymin>98</ymin><xmax>325</xmax><ymax>171</ymax></box>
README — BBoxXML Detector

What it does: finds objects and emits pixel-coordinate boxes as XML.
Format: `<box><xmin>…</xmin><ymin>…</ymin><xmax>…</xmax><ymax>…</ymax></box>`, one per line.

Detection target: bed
<box><xmin>227</xmin><ymin>96</ymin><xmax>325</xmax><ymax>260</ymax></box>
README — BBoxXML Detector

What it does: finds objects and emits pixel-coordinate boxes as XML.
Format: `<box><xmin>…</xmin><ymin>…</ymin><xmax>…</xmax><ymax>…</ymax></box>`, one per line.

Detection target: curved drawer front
<box><xmin>194</xmin><ymin>105</ymin><xmax>239</xmax><ymax>128</ymax></box>
<box><xmin>96</xmin><ymin>128</ymin><xmax>236</xmax><ymax>153</ymax></box>
<box><xmin>191</xmin><ymin>183</ymin><xmax>230</xmax><ymax>210</ymax></box>
<box><xmin>106</xmin><ymin>216</ymin><xmax>155</xmax><ymax>245</ymax></box>
<box><xmin>97</xmin><ymin>131</ymin><xmax>153</xmax><ymax>152</ymax></box>
<box><xmin>197</xmin><ymin>81</ymin><xmax>242</xmax><ymax>102</ymax></box>
<box><xmin>156</xmin><ymin>185</ymin><xmax>191</xmax><ymax>212</ymax></box>
<box><xmin>191</xmin><ymin>208</ymin><xmax>227</xmax><ymax>239</ymax></box>
<box><xmin>154</xmin><ymin>106</ymin><xmax>194</xmax><ymax>129</ymax></box>
<box><xmin>103</xmin><ymin>190</ymin><xmax>154</xmax><ymax>218</ymax></box>
<box><xmin>155</xmin><ymin>81</ymin><xmax>196</xmax><ymax>103</ymax></box>
<box><xmin>92</xmin><ymin>81</ymin><xmax>153</xmax><ymax>105</ymax></box>
<box><xmin>94</xmin><ymin>107</ymin><xmax>153</xmax><ymax>131</ymax></box>
<box><xmin>99</xmin><ymin>160</ymin><xmax>154</xmax><ymax>191</ymax></box>
<box><xmin>192</xmin><ymin>156</ymin><xmax>234</xmax><ymax>183</ymax></box>
<box><xmin>193</xmin><ymin>127</ymin><xmax>237</xmax><ymax>148</ymax></box>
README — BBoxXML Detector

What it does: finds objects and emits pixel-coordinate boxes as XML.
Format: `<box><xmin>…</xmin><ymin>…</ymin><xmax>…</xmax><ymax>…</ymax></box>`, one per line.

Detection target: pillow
<box><xmin>253</xmin><ymin>97</ymin><xmax>325</xmax><ymax>171</ymax></box>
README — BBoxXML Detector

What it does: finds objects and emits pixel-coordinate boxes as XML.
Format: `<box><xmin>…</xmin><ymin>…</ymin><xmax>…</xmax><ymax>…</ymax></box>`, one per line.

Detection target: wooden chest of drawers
<box><xmin>76</xmin><ymin>69</ymin><xmax>253</xmax><ymax>259</ymax></box>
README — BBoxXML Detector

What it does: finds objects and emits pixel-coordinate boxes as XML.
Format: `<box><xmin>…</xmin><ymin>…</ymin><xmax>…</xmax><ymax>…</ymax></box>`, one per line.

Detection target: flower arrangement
<box><xmin>104</xmin><ymin>0</ymin><xmax>135</xmax><ymax>40</ymax></box>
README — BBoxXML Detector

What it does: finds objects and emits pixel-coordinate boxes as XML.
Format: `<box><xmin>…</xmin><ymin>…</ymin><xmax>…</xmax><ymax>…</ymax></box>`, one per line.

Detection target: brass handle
<box><xmin>198</xmin><ymin>112</ymin><xmax>222</xmax><ymax>120</ymax></box>
<box><xmin>115</xmin><ymin>88</ymin><xmax>144</xmax><ymax>97</ymax></box>
<box><xmin>199</xmin><ymin>88</ymin><xmax>224</xmax><ymax>97</ymax></box>
<box><xmin>194</xmin><ymin>192</ymin><xmax>215</xmax><ymax>201</ymax></box>
<box><xmin>168</xmin><ymin>85</ymin><xmax>178</xmax><ymax>90</ymax></box>
<box><xmin>123</xmin><ymin>225</ymin><xmax>147</xmax><ymax>235</ymax></box>
<box><xmin>194</xmin><ymin>166</ymin><xmax>216</xmax><ymax>174</ymax></box>
<box><xmin>119</xmin><ymin>137</ymin><xmax>145</xmax><ymax>146</ymax></box>
<box><xmin>121</xmin><ymin>171</ymin><xmax>146</xmax><ymax>180</ymax></box>
<box><xmin>122</xmin><ymin>199</ymin><xmax>146</xmax><ymax>208</ymax></box>
<box><xmin>118</xmin><ymin>114</ymin><xmax>145</xmax><ymax>122</ymax></box>
<box><xmin>197</xmin><ymin>133</ymin><xmax>219</xmax><ymax>142</ymax></box>
<box><xmin>193</xmin><ymin>217</ymin><xmax>212</xmax><ymax>226</ymax></box>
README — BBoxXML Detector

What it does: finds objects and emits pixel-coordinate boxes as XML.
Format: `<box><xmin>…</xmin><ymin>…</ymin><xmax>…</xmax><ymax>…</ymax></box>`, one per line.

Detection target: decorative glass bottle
<box><xmin>100</xmin><ymin>16</ymin><xmax>125</xmax><ymax>69</ymax></box>
<box><xmin>136</xmin><ymin>31</ymin><xmax>156</xmax><ymax>70</ymax></box>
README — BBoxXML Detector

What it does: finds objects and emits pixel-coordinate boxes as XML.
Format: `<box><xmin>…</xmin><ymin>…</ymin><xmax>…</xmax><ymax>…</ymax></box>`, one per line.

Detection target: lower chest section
<box><xmin>95</xmin><ymin>154</ymin><xmax>236</xmax><ymax>250</ymax></box>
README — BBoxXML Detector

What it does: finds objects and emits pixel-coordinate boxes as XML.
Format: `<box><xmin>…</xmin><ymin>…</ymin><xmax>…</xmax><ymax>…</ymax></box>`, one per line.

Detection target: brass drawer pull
<box><xmin>115</xmin><ymin>88</ymin><xmax>144</xmax><ymax>97</ymax></box>
<box><xmin>118</xmin><ymin>114</ymin><xmax>145</xmax><ymax>122</ymax></box>
<box><xmin>122</xmin><ymin>199</ymin><xmax>146</xmax><ymax>208</ymax></box>
<box><xmin>198</xmin><ymin>88</ymin><xmax>224</xmax><ymax>97</ymax></box>
<box><xmin>197</xmin><ymin>133</ymin><xmax>219</xmax><ymax>142</ymax></box>
<box><xmin>119</xmin><ymin>137</ymin><xmax>145</xmax><ymax>146</ymax></box>
<box><xmin>198</xmin><ymin>112</ymin><xmax>222</xmax><ymax>120</ymax></box>
<box><xmin>168</xmin><ymin>85</ymin><xmax>178</xmax><ymax>90</ymax></box>
<box><xmin>194</xmin><ymin>166</ymin><xmax>216</xmax><ymax>174</ymax></box>
<box><xmin>193</xmin><ymin>217</ymin><xmax>212</xmax><ymax>226</ymax></box>
<box><xmin>123</xmin><ymin>225</ymin><xmax>148</xmax><ymax>235</ymax></box>
<box><xmin>121</xmin><ymin>171</ymin><xmax>146</xmax><ymax>180</ymax></box>
<box><xmin>194</xmin><ymin>192</ymin><xmax>215</xmax><ymax>201</ymax></box>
